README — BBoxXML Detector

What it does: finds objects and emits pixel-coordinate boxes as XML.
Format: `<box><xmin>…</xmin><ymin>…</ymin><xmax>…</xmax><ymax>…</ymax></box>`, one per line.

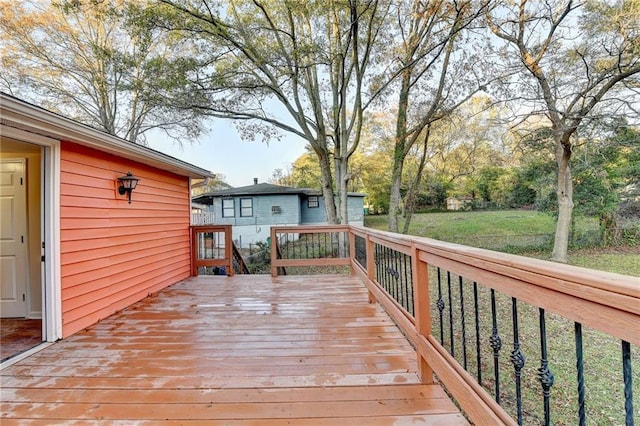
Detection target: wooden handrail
<box><xmin>190</xmin><ymin>225</ymin><xmax>234</xmax><ymax>276</ymax></box>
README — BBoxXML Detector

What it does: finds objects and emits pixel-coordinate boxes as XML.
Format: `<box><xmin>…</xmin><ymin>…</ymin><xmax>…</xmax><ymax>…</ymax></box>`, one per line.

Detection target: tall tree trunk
<box><xmin>401</xmin><ymin>125</ymin><xmax>431</xmax><ymax>234</ymax></box>
<box><xmin>388</xmin><ymin>155</ymin><xmax>404</xmax><ymax>232</ymax></box>
<box><xmin>318</xmin><ymin>148</ymin><xmax>338</xmax><ymax>224</ymax></box>
<box><xmin>388</xmin><ymin>69</ymin><xmax>411</xmax><ymax>233</ymax></box>
<box><xmin>338</xmin><ymin>159</ymin><xmax>349</xmax><ymax>224</ymax></box>
<box><xmin>551</xmin><ymin>144</ymin><xmax>573</xmax><ymax>262</ymax></box>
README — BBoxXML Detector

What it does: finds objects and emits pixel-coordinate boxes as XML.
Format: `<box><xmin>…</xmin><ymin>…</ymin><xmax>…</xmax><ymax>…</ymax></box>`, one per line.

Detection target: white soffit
<box><xmin>0</xmin><ymin>93</ymin><xmax>214</xmax><ymax>179</ymax></box>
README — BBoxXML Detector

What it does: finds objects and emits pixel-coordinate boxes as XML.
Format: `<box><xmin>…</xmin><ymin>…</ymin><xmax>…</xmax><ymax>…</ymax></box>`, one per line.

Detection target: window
<box><xmin>308</xmin><ymin>196</ymin><xmax>319</xmax><ymax>208</ymax></box>
<box><xmin>222</xmin><ymin>198</ymin><xmax>235</xmax><ymax>217</ymax></box>
<box><xmin>240</xmin><ymin>198</ymin><xmax>253</xmax><ymax>217</ymax></box>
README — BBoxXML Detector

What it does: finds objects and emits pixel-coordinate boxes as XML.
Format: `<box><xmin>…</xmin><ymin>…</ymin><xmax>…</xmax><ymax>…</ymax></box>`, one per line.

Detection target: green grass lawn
<box><xmin>366</xmin><ymin>210</ymin><xmax>571</xmax><ymax>238</ymax></box>
<box><xmin>566</xmin><ymin>248</ymin><xmax>640</xmax><ymax>276</ymax></box>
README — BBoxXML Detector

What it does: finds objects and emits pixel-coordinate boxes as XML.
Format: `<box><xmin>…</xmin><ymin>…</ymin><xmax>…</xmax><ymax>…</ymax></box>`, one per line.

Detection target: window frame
<box><xmin>240</xmin><ymin>197</ymin><xmax>253</xmax><ymax>217</ymax></box>
<box><xmin>308</xmin><ymin>195</ymin><xmax>320</xmax><ymax>208</ymax></box>
<box><xmin>222</xmin><ymin>198</ymin><xmax>235</xmax><ymax>218</ymax></box>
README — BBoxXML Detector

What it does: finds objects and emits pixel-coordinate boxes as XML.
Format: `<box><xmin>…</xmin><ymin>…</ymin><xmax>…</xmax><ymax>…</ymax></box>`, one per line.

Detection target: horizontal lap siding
<box><xmin>60</xmin><ymin>142</ymin><xmax>191</xmax><ymax>337</ymax></box>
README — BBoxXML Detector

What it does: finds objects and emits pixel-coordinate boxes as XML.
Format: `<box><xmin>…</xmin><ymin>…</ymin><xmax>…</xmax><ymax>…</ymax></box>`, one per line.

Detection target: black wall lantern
<box><xmin>117</xmin><ymin>171</ymin><xmax>140</xmax><ymax>204</ymax></box>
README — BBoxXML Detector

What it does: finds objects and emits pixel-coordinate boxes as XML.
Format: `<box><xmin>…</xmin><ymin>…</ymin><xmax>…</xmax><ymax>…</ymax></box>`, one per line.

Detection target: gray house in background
<box><xmin>192</xmin><ymin>179</ymin><xmax>366</xmax><ymax>247</ymax></box>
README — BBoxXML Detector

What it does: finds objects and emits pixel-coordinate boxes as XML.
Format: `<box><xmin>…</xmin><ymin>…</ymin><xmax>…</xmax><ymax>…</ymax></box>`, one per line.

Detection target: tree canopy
<box><xmin>1</xmin><ymin>0</ymin><xmax>637</xmax><ymax>261</ymax></box>
<box><xmin>0</xmin><ymin>0</ymin><xmax>204</xmax><ymax>143</ymax></box>
<box><xmin>152</xmin><ymin>0</ymin><xmax>392</xmax><ymax>224</ymax></box>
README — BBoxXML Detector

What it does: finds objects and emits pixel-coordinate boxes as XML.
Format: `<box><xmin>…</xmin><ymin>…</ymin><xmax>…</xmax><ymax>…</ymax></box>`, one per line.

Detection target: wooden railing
<box><xmin>191</xmin><ymin>225</ymin><xmax>234</xmax><ymax>276</ymax></box>
<box><xmin>270</xmin><ymin>225</ymin><xmax>351</xmax><ymax>276</ymax></box>
<box><xmin>270</xmin><ymin>224</ymin><xmax>639</xmax><ymax>426</ymax></box>
<box><xmin>191</xmin><ymin>212</ymin><xmax>216</xmax><ymax>225</ymax></box>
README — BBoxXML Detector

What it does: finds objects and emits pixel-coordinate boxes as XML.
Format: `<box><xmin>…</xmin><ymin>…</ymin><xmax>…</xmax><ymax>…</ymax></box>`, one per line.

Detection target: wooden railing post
<box><xmin>270</xmin><ymin>226</ymin><xmax>277</xmax><ymax>278</ymax></box>
<box><xmin>190</xmin><ymin>226</ymin><xmax>197</xmax><ymax>276</ymax></box>
<box><xmin>348</xmin><ymin>227</ymin><xmax>356</xmax><ymax>276</ymax></box>
<box><xmin>224</xmin><ymin>225</ymin><xmax>234</xmax><ymax>276</ymax></box>
<box><xmin>191</xmin><ymin>225</ymin><xmax>236</xmax><ymax>277</ymax></box>
<box><xmin>365</xmin><ymin>233</ymin><xmax>376</xmax><ymax>304</ymax></box>
<box><xmin>412</xmin><ymin>244</ymin><xmax>434</xmax><ymax>384</ymax></box>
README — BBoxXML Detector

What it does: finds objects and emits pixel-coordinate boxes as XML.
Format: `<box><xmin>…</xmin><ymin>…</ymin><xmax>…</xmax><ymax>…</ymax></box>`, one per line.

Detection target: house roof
<box><xmin>0</xmin><ymin>92</ymin><xmax>214</xmax><ymax>179</ymax></box>
<box><xmin>192</xmin><ymin>182</ymin><xmax>366</xmax><ymax>204</ymax></box>
<box><xmin>192</xmin><ymin>182</ymin><xmax>317</xmax><ymax>204</ymax></box>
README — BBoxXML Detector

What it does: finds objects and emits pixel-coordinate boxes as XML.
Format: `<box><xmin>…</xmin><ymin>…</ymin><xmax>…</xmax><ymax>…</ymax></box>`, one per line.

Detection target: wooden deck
<box><xmin>1</xmin><ymin>274</ymin><xmax>467</xmax><ymax>425</ymax></box>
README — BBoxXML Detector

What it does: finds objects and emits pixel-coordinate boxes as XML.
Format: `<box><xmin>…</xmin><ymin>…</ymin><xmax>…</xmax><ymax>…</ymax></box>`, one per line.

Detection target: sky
<box><xmin>147</xmin><ymin>118</ymin><xmax>308</xmax><ymax>187</ymax></box>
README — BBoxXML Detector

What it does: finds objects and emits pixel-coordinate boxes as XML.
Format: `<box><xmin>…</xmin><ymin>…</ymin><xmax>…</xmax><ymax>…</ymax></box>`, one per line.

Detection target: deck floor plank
<box><xmin>1</xmin><ymin>274</ymin><xmax>467</xmax><ymax>424</ymax></box>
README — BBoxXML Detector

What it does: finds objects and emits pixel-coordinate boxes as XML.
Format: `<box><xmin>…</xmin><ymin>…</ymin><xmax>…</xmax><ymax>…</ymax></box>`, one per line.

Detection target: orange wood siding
<box><xmin>59</xmin><ymin>142</ymin><xmax>191</xmax><ymax>337</ymax></box>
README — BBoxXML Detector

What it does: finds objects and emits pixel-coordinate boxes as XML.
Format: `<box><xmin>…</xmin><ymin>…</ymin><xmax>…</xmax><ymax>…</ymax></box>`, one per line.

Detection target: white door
<box><xmin>0</xmin><ymin>158</ymin><xmax>28</xmax><ymax>318</ymax></box>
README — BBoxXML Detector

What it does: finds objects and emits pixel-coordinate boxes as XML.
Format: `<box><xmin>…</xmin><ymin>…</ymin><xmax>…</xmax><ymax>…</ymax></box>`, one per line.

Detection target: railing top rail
<box><xmin>272</xmin><ymin>224</ymin><xmax>351</xmax><ymax>233</ymax></box>
<box><xmin>190</xmin><ymin>224</ymin><xmax>232</xmax><ymax>231</ymax></box>
<box><xmin>348</xmin><ymin>224</ymin><xmax>638</xmax><ymax>294</ymax></box>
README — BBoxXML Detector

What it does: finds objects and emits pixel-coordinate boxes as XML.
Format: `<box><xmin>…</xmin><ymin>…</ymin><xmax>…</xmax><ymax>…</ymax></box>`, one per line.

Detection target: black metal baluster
<box><xmin>379</xmin><ymin>244</ymin><xmax>384</xmax><ymax>284</ymax></box>
<box><xmin>489</xmin><ymin>289</ymin><xmax>502</xmax><ymax>404</ymax></box>
<box><xmin>459</xmin><ymin>275</ymin><xmax>468</xmax><ymax>370</ymax></box>
<box><xmin>393</xmin><ymin>250</ymin><xmax>399</xmax><ymax>302</ymax></box>
<box><xmin>510</xmin><ymin>297</ymin><xmax>526</xmax><ymax>426</ymax></box>
<box><xmin>395</xmin><ymin>252</ymin><xmax>400</xmax><ymax>304</ymax></box>
<box><xmin>379</xmin><ymin>246</ymin><xmax>385</xmax><ymax>289</ymax></box>
<box><xmin>537</xmin><ymin>308</ymin><xmax>554</xmax><ymax>426</ymax></box>
<box><xmin>474</xmin><ymin>281</ymin><xmax>482</xmax><ymax>384</ymax></box>
<box><xmin>383</xmin><ymin>247</ymin><xmax>388</xmax><ymax>293</ymax></box>
<box><xmin>378</xmin><ymin>246</ymin><xmax>384</xmax><ymax>288</ymax></box>
<box><xmin>397</xmin><ymin>253</ymin><xmax>403</xmax><ymax>306</ymax></box>
<box><xmin>324</xmin><ymin>232</ymin><xmax>328</xmax><ymax>258</ymax></box>
<box><xmin>407</xmin><ymin>256</ymin><xmax>414</xmax><ymax>316</ymax></box>
<box><xmin>575</xmin><ymin>322</ymin><xmax>586</xmax><ymax>426</ymax></box>
<box><xmin>403</xmin><ymin>254</ymin><xmax>409</xmax><ymax>312</ymax></box>
<box><xmin>396</xmin><ymin>252</ymin><xmax>402</xmax><ymax>307</ymax></box>
<box><xmin>447</xmin><ymin>271</ymin><xmax>455</xmax><ymax>357</ymax></box>
<box><xmin>437</xmin><ymin>268</ymin><xmax>445</xmax><ymax>345</ymax></box>
<box><xmin>622</xmin><ymin>340</ymin><xmax>634</xmax><ymax>426</ymax></box>
<box><xmin>396</xmin><ymin>252</ymin><xmax>401</xmax><ymax>304</ymax></box>
<box><xmin>375</xmin><ymin>244</ymin><xmax>381</xmax><ymax>284</ymax></box>
<box><xmin>384</xmin><ymin>247</ymin><xmax>390</xmax><ymax>293</ymax></box>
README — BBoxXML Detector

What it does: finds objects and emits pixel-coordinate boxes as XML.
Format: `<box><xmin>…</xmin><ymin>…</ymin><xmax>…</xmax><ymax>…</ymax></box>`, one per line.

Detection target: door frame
<box><xmin>0</xmin><ymin>158</ymin><xmax>29</xmax><ymax>318</ymax></box>
<box><xmin>2</xmin><ymin>126</ymin><xmax>62</xmax><ymax>342</ymax></box>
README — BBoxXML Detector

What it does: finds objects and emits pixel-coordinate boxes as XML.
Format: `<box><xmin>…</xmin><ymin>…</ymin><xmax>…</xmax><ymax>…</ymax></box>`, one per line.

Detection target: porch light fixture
<box><xmin>117</xmin><ymin>171</ymin><xmax>140</xmax><ymax>204</ymax></box>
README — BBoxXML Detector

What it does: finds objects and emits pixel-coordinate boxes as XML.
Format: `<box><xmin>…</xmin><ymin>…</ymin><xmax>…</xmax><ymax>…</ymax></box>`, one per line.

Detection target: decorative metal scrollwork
<box><xmin>489</xmin><ymin>331</ymin><xmax>502</xmax><ymax>353</ymax></box>
<box><xmin>510</xmin><ymin>346</ymin><xmax>526</xmax><ymax>371</ymax></box>
<box><xmin>537</xmin><ymin>360</ymin><xmax>554</xmax><ymax>395</ymax></box>
<box><xmin>386</xmin><ymin>267</ymin><xmax>400</xmax><ymax>279</ymax></box>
